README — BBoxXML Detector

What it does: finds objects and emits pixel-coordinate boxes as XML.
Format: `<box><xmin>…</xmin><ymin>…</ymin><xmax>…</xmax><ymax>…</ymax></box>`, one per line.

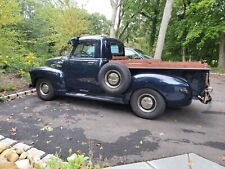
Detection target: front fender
<box><xmin>29</xmin><ymin>67</ymin><xmax>66</xmax><ymax>93</ymax></box>
<box><xmin>127</xmin><ymin>74</ymin><xmax>192</xmax><ymax>106</ymax></box>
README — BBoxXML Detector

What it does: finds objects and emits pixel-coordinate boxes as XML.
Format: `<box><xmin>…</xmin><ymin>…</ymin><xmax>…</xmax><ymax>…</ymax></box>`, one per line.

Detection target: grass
<box><xmin>0</xmin><ymin>83</ymin><xmax>16</xmax><ymax>92</ymax></box>
<box><xmin>211</xmin><ymin>67</ymin><xmax>225</xmax><ymax>74</ymax></box>
<box><xmin>0</xmin><ymin>72</ymin><xmax>16</xmax><ymax>93</ymax></box>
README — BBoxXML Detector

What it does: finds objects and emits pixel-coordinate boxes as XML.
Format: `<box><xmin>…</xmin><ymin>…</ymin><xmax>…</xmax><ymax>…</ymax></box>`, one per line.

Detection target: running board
<box><xmin>65</xmin><ymin>92</ymin><xmax>124</xmax><ymax>104</ymax></box>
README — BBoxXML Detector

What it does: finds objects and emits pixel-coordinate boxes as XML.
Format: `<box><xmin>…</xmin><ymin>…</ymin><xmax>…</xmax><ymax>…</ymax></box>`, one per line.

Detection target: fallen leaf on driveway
<box><xmin>41</xmin><ymin>123</ymin><xmax>53</xmax><ymax>132</ymax></box>
<box><xmin>187</xmin><ymin>160</ymin><xmax>193</xmax><ymax>166</ymax></box>
<box><xmin>46</xmin><ymin>140</ymin><xmax>52</xmax><ymax>144</ymax></box>
<box><xmin>96</xmin><ymin>143</ymin><xmax>101</xmax><ymax>147</ymax></box>
<box><xmin>10</xmin><ymin>127</ymin><xmax>17</xmax><ymax>136</ymax></box>
<box><xmin>9</xmin><ymin>114</ymin><xmax>14</xmax><ymax>119</ymax></box>
<box><xmin>135</xmin><ymin>145</ymin><xmax>140</xmax><ymax>149</ymax></box>
<box><xmin>159</xmin><ymin>132</ymin><xmax>165</xmax><ymax>136</ymax></box>
<box><xmin>65</xmin><ymin>137</ymin><xmax>72</xmax><ymax>140</ymax></box>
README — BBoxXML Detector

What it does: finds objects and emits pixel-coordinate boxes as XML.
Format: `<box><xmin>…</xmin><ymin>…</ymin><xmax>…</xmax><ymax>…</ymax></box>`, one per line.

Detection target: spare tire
<box><xmin>98</xmin><ymin>62</ymin><xmax>131</xmax><ymax>95</ymax></box>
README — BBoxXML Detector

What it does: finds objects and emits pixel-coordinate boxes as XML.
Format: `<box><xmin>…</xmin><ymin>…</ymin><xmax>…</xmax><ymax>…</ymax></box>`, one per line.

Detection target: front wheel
<box><xmin>36</xmin><ymin>79</ymin><xmax>55</xmax><ymax>101</ymax></box>
<box><xmin>130</xmin><ymin>89</ymin><xmax>166</xmax><ymax>119</ymax></box>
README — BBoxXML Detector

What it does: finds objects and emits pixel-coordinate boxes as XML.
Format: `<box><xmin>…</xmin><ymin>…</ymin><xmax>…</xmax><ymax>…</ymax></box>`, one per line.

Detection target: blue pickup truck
<box><xmin>30</xmin><ymin>36</ymin><xmax>212</xmax><ymax>119</ymax></box>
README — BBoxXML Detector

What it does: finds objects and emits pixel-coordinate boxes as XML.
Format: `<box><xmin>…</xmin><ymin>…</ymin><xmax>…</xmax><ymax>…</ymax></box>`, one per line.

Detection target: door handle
<box><xmin>87</xmin><ymin>61</ymin><xmax>95</xmax><ymax>64</ymax></box>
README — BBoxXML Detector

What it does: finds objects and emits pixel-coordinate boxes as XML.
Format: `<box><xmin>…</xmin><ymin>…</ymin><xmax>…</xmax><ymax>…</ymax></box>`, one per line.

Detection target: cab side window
<box><xmin>71</xmin><ymin>42</ymin><xmax>95</xmax><ymax>58</ymax></box>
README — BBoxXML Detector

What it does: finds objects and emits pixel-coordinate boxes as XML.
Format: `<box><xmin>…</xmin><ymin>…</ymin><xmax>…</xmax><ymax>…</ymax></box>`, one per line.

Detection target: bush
<box><xmin>0</xmin><ymin>53</ymin><xmax>41</xmax><ymax>81</ymax></box>
<box><xmin>0</xmin><ymin>71</ymin><xmax>16</xmax><ymax>93</ymax></box>
<box><xmin>0</xmin><ymin>53</ymin><xmax>40</xmax><ymax>77</ymax></box>
<box><xmin>37</xmin><ymin>153</ymin><xmax>101</xmax><ymax>169</ymax></box>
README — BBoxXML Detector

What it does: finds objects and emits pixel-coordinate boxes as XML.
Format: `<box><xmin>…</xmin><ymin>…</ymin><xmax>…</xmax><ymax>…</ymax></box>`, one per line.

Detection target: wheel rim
<box><xmin>105</xmin><ymin>70</ymin><xmax>121</xmax><ymax>88</ymax></box>
<box><xmin>137</xmin><ymin>94</ymin><xmax>157</xmax><ymax>113</ymax></box>
<box><xmin>39</xmin><ymin>82</ymin><xmax>49</xmax><ymax>96</ymax></box>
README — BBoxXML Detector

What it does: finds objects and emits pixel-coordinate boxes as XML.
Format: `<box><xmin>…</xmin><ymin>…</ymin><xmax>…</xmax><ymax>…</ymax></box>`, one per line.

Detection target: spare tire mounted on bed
<box><xmin>98</xmin><ymin>62</ymin><xmax>131</xmax><ymax>94</ymax></box>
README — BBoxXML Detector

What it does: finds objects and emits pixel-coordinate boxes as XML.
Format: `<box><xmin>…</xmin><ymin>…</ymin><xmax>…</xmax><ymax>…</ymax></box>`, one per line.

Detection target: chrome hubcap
<box><xmin>105</xmin><ymin>70</ymin><xmax>121</xmax><ymax>88</ymax></box>
<box><xmin>141</xmin><ymin>96</ymin><xmax>153</xmax><ymax>110</ymax></box>
<box><xmin>138</xmin><ymin>94</ymin><xmax>156</xmax><ymax>113</ymax></box>
<box><xmin>40</xmin><ymin>83</ymin><xmax>49</xmax><ymax>95</ymax></box>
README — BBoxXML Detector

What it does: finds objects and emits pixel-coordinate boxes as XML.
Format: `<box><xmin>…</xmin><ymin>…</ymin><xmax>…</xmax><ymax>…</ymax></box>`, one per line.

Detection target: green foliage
<box><xmin>163</xmin><ymin>0</ymin><xmax>225</xmax><ymax>65</ymax></box>
<box><xmin>0</xmin><ymin>0</ymin><xmax>224</xmax><ymax>72</ymax></box>
<box><xmin>37</xmin><ymin>153</ymin><xmax>101</xmax><ymax>169</ymax></box>
<box><xmin>0</xmin><ymin>0</ymin><xmax>21</xmax><ymax>25</ymax></box>
<box><xmin>0</xmin><ymin>71</ymin><xmax>16</xmax><ymax>93</ymax></box>
<box><xmin>211</xmin><ymin>67</ymin><xmax>225</xmax><ymax>73</ymax></box>
<box><xmin>0</xmin><ymin>0</ymin><xmax>22</xmax><ymax>56</ymax></box>
<box><xmin>0</xmin><ymin>0</ymin><xmax>110</xmax><ymax>77</ymax></box>
<box><xmin>85</xmin><ymin>13</ymin><xmax>110</xmax><ymax>35</ymax></box>
<box><xmin>0</xmin><ymin>53</ymin><xmax>40</xmax><ymax>76</ymax></box>
<box><xmin>117</xmin><ymin>0</ymin><xmax>165</xmax><ymax>55</ymax></box>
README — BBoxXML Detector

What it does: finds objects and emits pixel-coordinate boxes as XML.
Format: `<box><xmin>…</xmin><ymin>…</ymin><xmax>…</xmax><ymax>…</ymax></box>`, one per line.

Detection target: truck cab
<box><xmin>30</xmin><ymin>35</ymin><xmax>212</xmax><ymax>119</ymax></box>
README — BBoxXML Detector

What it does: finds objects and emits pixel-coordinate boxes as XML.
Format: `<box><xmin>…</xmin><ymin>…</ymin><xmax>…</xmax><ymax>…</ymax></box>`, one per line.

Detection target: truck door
<box><xmin>63</xmin><ymin>40</ymin><xmax>103</xmax><ymax>93</ymax></box>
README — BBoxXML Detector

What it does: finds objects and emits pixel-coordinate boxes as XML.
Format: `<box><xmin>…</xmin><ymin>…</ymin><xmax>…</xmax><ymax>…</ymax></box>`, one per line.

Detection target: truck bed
<box><xmin>110</xmin><ymin>56</ymin><xmax>208</xmax><ymax>69</ymax></box>
<box><xmin>110</xmin><ymin>57</ymin><xmax>210</xmax><ymax>98</ymax></box>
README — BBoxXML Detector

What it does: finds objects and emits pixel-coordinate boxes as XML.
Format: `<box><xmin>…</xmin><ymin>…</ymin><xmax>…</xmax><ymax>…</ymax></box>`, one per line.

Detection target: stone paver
<box><xmin>13</xmin><ymin>143</ymin><xmax>31</xmax><ymax>154</ymax></box>
<box><xmin>106</xmin><ymin>162</ymin><xmax>154</xmax><ymax>169</ymax></box>
<box><xmin>0</xmin><ymin>135</ymin><xmax>4</xmax><ymax>140</ymax></box>
<box><xmin>189</xmin><ymin>153</ymin><xmax>225</xmax><ymax>169</ymax></box>
<box><xmin>26</xmin><ymin>148</ymin><xmax>45</xmax><ymax>160</ymax></box>
<box><xmin>147</xmin><ymin>154</ymin><xmax>190</xmax><ymax>169</ymax></box>
<box><xmin>0</xmin><ymin>138</ymin><xmax>17</xmax><ymax>147</ymax></box>
<box><xmin>42</xmin><ymin>154</ymin><xmax>55</xmax><ymax>161</ymax></box>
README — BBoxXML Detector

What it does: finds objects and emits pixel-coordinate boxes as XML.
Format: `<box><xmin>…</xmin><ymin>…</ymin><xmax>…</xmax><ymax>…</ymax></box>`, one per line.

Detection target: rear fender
<box><xmin>29</xmin><ymin>67</ymin><xmax>66</xmax><ymax>92</ymax></box>
<box><xmin>126</xmin><ymin>74</ymin><xmax>192</xmax><ymax>106</ymax></box>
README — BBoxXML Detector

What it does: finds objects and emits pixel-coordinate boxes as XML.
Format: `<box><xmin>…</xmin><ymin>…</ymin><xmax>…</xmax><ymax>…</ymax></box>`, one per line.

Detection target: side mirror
<box><xmin>68</xmin><ymin>37</ymin><xmax>80</xmax><ymax>46</ymax></box>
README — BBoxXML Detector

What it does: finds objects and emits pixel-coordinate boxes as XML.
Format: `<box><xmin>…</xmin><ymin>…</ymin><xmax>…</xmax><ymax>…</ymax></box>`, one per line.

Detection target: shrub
<box><xmin>0</xmin><ymin>53</ymin><xmax>40</xmax><ymax>76</ymax></box>
<box><xmin>37</xmin><ymin>153</ymin><xmax>101</xmax><ymax>169</ymax></box>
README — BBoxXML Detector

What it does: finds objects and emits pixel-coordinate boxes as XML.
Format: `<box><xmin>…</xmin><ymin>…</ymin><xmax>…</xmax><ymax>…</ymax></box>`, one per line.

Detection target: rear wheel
<box><xmin>36</xmin><ymin>79</ymin><xmax>55</xmax><ymax>101</ymax></box>
<box><xmin>130</xmin><ymin>89</ymin><xmax>166</xmax><ymax>119</ymax></box>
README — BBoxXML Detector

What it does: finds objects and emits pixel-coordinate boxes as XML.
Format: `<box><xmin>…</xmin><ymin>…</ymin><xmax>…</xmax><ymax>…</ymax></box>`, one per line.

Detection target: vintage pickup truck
<box><xmin>30</xmin><ymin>36</ymin><xmax>212</xmax><ymax>119</ymax></box>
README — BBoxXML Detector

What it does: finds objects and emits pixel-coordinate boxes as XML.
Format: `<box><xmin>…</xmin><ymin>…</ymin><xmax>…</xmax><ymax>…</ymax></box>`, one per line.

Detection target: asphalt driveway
<box><xmin>0</xmin><ymin>75</ymin><xmax>225</xmax><ymax>166</ymax></box>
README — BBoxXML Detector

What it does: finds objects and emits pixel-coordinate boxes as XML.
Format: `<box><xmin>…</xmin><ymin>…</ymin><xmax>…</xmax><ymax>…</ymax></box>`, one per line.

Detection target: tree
<box><xmin>85</xmin><ymin>13</ymin><xmax>110</xmax><ymax>35</ymax></box>
<box><xmin>154</xmin><ymin>0</ymin><xmax>174</xmax><ymax>60</ymax></box>
<box><xmin>0</xmin><ymin>0</ymin><xmax>21</xmax><ymax>56</ymax></box>
<box><xmin>40</xmin><ymin>0</ymin><xmax>89</xmax><ymax>54</ymax></box>
<box><xmin>219</xmin><ymin>33</ymin><xmax>225</xmax><ymax>67</ymax></box>
<box><xmin>110</xmin><ymin>0</ymin><xmax>121</xmax><ymax>37</ymax></box>
<box><xmin>184</xmin><ymin>0</ymin><xmax>225</xmax><ymax>67</ymax></box>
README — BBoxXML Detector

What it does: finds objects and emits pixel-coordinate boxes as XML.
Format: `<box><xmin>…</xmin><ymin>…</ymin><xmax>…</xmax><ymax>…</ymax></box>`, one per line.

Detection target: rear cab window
<box><xmin>110</xmin><ymin>42</ymin><xmax>124</xmax><ymax>56</ymax></box>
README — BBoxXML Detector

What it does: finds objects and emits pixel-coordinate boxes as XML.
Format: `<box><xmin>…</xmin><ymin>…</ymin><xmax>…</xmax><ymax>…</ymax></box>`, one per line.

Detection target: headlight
<box><xmin>179</xmin><ymin>87</ymin><xmax>189</xmax><ymax>94</ymax></box>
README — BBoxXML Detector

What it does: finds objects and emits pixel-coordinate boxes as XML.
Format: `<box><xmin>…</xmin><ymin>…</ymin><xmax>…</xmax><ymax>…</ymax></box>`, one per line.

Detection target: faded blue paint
<box><xmin>29</xmin><ymin>36</ymin><xmax>211</xmax><ymax>107</ymax></box>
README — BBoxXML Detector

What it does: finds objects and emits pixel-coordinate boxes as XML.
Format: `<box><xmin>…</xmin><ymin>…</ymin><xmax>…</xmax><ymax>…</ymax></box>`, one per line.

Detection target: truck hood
<box><xmin>46</xmin><ymin>56</ymin><xmax>67</xmax><ymax>69</ymax></box>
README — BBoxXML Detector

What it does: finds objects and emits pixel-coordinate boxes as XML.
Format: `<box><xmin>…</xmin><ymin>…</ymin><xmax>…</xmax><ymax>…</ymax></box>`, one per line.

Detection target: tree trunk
<box><xmin>110</xmin><ymin>0</ymin><xmax>121</xmax><ymax>38</ymax></box>
<box><xmin>218</xmin><ymin>32</ymin><xmax>225</xmax><ymax>67</ymax></box>
<box><xmin>154</xmin><ymin>0</ymin><xmax>174</xmax><ymax>60</ymax></box>
<box><xmin>182</xmin><ymin>47</ymin><xmax>186</xmax><ymax>62</ymax></box>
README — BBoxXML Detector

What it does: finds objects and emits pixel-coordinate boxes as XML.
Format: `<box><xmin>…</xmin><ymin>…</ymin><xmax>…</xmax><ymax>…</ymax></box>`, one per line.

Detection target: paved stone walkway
<box><xmin>1</xmin><ymin>135</ymin><xmax>225</xmax><ymax>169</ymax></box>
<box><xmin>0</xmin><ymin>135</ymin><xmax>53</xmax><ymax>169</ymax></box>
<box><xmin>106</xmin><ymin>153</ymin><xmax>225</xmax><ymax>169</ymax></box>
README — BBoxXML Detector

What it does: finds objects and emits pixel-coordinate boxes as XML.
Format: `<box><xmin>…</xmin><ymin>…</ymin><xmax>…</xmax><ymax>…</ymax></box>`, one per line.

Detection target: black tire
<box><xmin>130</xmin><ymin>88</ymin><xmax>166</xmax><ymax>119</ymax></box>
<box><xmin>36</xmin><ymin>79</ymin><xmax>55</xmax><ymax>101</ymax></box>
<box><xmin>98</xmin><ymin>62</ymin><xmax>131</xmax><ymax>94</ymax></box>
